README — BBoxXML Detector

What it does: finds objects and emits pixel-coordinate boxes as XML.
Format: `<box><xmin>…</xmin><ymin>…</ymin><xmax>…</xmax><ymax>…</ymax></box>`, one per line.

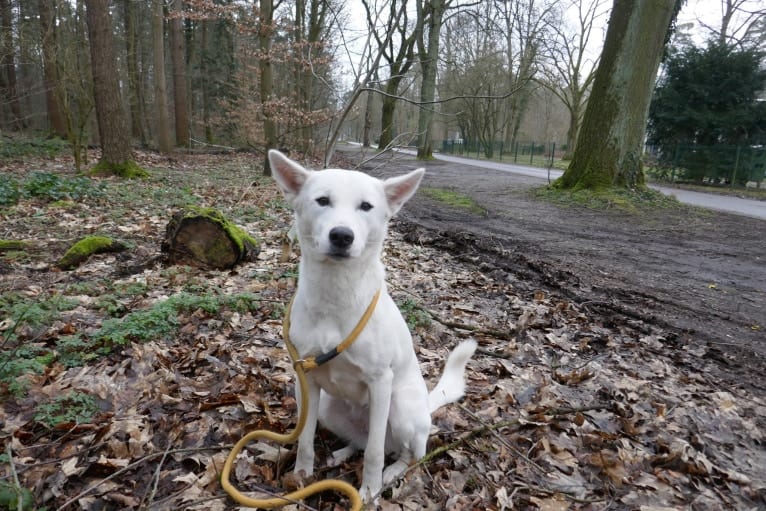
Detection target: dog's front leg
<box><xmin>294</xmin><ymin>377</ymin><xmax>321</xmax><ymax>477</ymax></box>
<box><xmin>360</xmin><ymin>369</ymin><xmax>393</xmax><ymax>502</ymax></box>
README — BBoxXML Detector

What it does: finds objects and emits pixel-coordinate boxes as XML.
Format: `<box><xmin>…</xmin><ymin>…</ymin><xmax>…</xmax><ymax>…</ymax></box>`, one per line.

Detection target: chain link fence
<box><xmin>441</xmin><ymin>139</ymin><xmax>560</xmax><ymax>168</ymax></box>
<box><xmin>648</xmin><ymin>144</ymin><xmax>766</xmax><ymax>188</ymax></box>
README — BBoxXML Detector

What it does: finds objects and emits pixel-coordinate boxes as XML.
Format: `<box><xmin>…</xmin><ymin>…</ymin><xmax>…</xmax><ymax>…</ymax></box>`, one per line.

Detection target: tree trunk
<box><xmin>200</xmin><ymin>19</ymin><xmax>213</xmax><ymax>143</ymax></box>
<box><xmin>558</xmin><ymin>0</ymin><xmax>676</xmax><ymax>190</ymax></box>
<box><xmin>170</xmin><ymin>0</ymin><xmax>189</xmax><ymax>146</ymax></box>
<box><xmin>562</xmin><ymin>100</ymin><xmax>580</xmax><ymax>160</ymax></box>
<box><xmin>260</xmin><ymin>0</ymin><xmax>277</xmax><ymax>175</ymax></box>
<box><xmin>38</xmin><ymin>0</ymin><xmax>67</xmax><ymax>137</ymax></box>
<box><xmin>362</xmin><ymin>87</ymin><xmax>373</xmax><ymax>147</ymax></box>
<box><xmin>123</xmin><ymin>0</ymin><xmax>147</xmax><ymax>145</ymax></box>
<box><xmin>415</xmin><ymin>0</ymin><xmax>447</xmax><ymax>160</ymax></box>
<box><xmin>85</xmin><ymin>0</ymin><xmax>135</xmax><ymax>170</ymax></box>
<box><xmin>153</xmin><ymin>0</ymin><xmax>172</xmax><ymax>153</ymax></box>
<box><xmin>0</xmin><ymin>0</ymin><xmax>23</xmax><ymax>130</ymax></box>
<box><xmin>378</xmin><ymin>83</ymin><xmax>398</xmax><ymax>150</ymax></box>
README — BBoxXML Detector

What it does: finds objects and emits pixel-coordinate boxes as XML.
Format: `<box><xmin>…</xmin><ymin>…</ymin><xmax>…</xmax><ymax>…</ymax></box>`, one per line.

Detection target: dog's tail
<box><xmin>428</xmin><ymin>339</ymin><xmax>477</xmax><ymax>413</ymax></box>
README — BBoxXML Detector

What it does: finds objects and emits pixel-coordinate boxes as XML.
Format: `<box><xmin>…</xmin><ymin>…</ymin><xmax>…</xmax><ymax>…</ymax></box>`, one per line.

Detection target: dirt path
<box><xmin>344</xmin><ymin>147</ymin><xmax>766</xmax><ymax>395</ymax></box>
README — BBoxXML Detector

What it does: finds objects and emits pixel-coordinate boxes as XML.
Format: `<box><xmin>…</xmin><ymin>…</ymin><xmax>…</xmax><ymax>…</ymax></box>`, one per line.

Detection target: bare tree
<box><xmin>443</xmin><ymin>3</ymin><xmax>509</xmax><ymax>157</ymax></box>
<box><xmin>496</xmin><ymin>0</ymin><xmax>560</xmax><ymax>151</ymax></box>
<box><xmin>704</xmin><ymin>0</ymin><xmax>765</xmax><ymax>47</ymax></box>
<box><xmin>153</xmin><ymin>0</ymin><xmax>172</xmax><ymax>154</ymax></box>
<box><xmin>85</xmin><ymin>0</ymin><xmax>139</xmax><ymax>174</ymax></box>
<box><xmin>1</xmin><ymin>0</ymin><xmax>23</xmax><ymax>130</ymax></box>
<box><xmin>49</xmin><ymin>0</ymin><xmax>94</xmax><ymax>170</ymax></box>
<box><xmin>259</xmin><ymin>0</ymin><xmax>277</xmax><ymax>174</ymax></box>
<box><xmin>38</xmin><ymin>0</ymin><xmax>67</xmax><ymax>137</ymax></box>
<box><xmin>364</xmin><ymin>0</ymin><xmax>417</xmax><ymax>150</ymax></box>
<box><xmin>171</xmin><ymin>0</ymin><xmax>189</xmax><ymax>146</ymax></box>
<box><xmin>123</xmin><ymin>0</ymin><xmax>147</xmax><ymax>145</ymax></box>
<box><xmin>414</xmin><ymin>0</ymin><xmax>450</xmax><ymax>159</ymax></box>
<box><xmin>322</xmin><ymin>0</ymin><xmax>406</xmax><ymax>166</ymax></box>
<box><xmin>539</xmin><ymin>0</ymin><xmax>606</xmax><ymax>159</ymax></box>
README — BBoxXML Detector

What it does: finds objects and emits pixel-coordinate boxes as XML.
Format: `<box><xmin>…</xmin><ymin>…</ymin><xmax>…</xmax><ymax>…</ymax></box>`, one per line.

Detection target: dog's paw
<box><xmin>359</xmin><ymin>478</ymin><xmax>382</xmax><ymax>504</ymax></box>
<box><xmin>382</xmin><ymin>460</ymin><xmax>408</xmax><ymax>486</ymax></box>
<box><xmin>294</xmin><ymin>449</ymin><xmax>315</xmax><ymax>477</ymax></box>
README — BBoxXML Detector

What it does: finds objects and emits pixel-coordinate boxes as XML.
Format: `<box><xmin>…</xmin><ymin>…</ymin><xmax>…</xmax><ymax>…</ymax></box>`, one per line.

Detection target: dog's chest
<box><xmin>311</xmin><ymin>360</ymin><xmax>370</xmax><ymax>404</ymax></box>
<box><xmin>288</xmin><ymin>316</ymin><xmax>376</xmax><ymax>402</ymax></box>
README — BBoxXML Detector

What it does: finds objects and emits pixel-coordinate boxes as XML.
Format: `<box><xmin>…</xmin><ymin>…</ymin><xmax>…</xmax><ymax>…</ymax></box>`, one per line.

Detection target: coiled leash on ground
<box><xmin>221</xmin><ymin>289</ymin><xmax>381</xmax><ymax>510</ymax></box>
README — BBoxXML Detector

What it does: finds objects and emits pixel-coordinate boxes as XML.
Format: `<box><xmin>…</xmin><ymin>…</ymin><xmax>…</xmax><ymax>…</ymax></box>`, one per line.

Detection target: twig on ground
<box><xmin>55</xmin><ymin>445</ymin><xmax>232</xmax><ymax>511</ymax></box>
<box><xmin>138</xmin><ymin>434</ymin><xmax>176</xmax><ymax>510</ymax></box>
<box><xmin>5</xmin><ymin>441</ymin><xmax>24</xmax><ymax>511</ymax></box>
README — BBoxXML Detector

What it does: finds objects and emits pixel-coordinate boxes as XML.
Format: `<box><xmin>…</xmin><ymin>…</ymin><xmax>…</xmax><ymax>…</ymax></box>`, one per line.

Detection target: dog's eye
<box><xmin>359</xmin><ymin>201</ymin><xmax>373</xmax><ymax>212</ymax></box>
<box><xmin>316</xmin><ymin>196</ymin><xmax>330</xmax><ymax>207</ymax></box>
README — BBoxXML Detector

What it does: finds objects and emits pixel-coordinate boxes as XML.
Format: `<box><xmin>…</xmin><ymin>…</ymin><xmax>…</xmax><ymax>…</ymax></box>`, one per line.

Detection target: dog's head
<box><xmin>269</xmin><ymin>150</ymin><xmax>424</xmax><ymax>262</ymax></box>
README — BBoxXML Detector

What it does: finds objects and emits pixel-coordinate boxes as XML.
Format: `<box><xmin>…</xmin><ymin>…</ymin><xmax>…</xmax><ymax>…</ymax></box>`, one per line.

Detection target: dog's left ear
<box><xmin>269</xmin><ymin>149</ymin><xmax>311</xmax><ymax>203</ymax></box>
<box><xmin>384</xmin><ymin>168</ymin><xmax>425</xmax><ymax>215</ymax></box>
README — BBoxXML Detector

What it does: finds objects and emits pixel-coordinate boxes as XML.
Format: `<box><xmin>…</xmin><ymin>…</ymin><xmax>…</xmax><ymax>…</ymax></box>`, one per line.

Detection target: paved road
<box><xmin>409</xmin><ymin>151</ymin><xmax>766</xmax><ymax>221</ymax></box>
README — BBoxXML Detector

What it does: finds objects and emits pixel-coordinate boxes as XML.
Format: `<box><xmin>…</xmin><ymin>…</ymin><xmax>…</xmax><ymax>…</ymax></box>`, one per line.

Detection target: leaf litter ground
<box><xmin>0</xmin><ymin>151</ymin><xmax>764</xmax><ymax>510</ymax></box>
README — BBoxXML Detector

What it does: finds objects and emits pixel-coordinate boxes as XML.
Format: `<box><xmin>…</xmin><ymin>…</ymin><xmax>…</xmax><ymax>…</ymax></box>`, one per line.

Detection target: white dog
<box><xmin>268</xmin><ymin>149</ymin><xmax>477</xmax><ymax>501</ymax></box>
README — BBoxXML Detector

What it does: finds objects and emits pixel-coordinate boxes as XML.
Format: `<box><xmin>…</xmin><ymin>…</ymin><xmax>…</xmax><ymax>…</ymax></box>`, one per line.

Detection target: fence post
<box><xmin>530</xmin><ymin>143</ymin><xmax>534</xmax><ymax>165</ymax></box>
<box><xmin>730</xmin><ymin>145</ymin><xmax>741</xmax><ymax>189</ymax></box>
<box><xmin>550</xmin><ymin>142</ymin><xmax>555</xmax><ymax>168</ymax></box>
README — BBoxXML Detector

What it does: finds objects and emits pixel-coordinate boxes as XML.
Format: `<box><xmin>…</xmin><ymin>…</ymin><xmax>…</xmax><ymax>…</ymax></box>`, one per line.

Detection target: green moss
<box><xmin>534</xmin><ymin>185</ymin><xmax>681</xmax><ymax>215</ymax></box>
<box><xmin>89</xmin><ymin>160</ymin><xmax>150</xmax><ymax>179</ymax></box>
<box><xmin>50</xmin><ymin>199</ymin><xmax>77</xmax><ymax>209</ymax></box>
<box><xmin>184</xmin><ymin>206</ymin><xmax>260</xmax><ymax>253</ymax></box>
<box><xmin>58</xmin><ymin>235</ymin><xmax>128</xmax><ymax>270</ymax></box>
<box><xmin>421</xmin><ymin>187</ymin><xmax>485</xmax><ymax>215</ymax></box>
<box><xmin>0</xmin><ymin>239</ymin><xmax>27</xmax><ymax>251</ymax></box>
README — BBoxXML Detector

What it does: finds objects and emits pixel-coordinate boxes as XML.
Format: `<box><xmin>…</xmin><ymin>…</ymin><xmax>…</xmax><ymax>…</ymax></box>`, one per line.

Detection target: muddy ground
<box><xmin>344</xmin><ymin>146</ymin><xmax>766</xmax><ymax>396</ymax></box>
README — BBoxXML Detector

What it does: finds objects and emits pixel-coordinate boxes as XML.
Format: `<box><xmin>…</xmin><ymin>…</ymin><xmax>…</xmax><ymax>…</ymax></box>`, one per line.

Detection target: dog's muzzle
<box><xmin>328</xmin><ymin>226</ymin><xmax>354</xmax><ymax>256</ymax></box>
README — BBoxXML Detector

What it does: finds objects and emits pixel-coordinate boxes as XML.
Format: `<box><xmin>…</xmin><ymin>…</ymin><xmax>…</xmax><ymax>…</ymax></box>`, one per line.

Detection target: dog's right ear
<box><xmin>269</xmin><ymin>149</ymin><xmax>310</xmax><ymax>203</ymax></box>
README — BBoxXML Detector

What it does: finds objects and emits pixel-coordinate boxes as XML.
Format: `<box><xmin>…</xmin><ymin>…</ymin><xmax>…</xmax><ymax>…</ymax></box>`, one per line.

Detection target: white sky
<box><xmin>336</xmin><ymin>0</ymin><xmax>756</xmax><ymax>90</ymax></box>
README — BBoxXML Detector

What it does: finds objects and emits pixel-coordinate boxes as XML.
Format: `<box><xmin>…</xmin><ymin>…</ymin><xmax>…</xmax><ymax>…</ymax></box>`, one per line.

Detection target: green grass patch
<box><xmin>0</xmin><ymin>289</ymin><xmax>262</xmax><ymax>394</ymax></box>
<box><xmin>0</xmin><ymin>171</ymin><xmax>104</xmax><ymax>207</ymax></box>
<box><xmin>34</xmin><ymin>391</ymin><xmax>100</xmax><ymax>427</ymax></box>
<box><xmin>397</xmin><ymin>298</ymin><xmax>431</xmax><ymax>331</ymax></box>
<box><xmin>55</xmin><ymin>291</ymin><xmax>261</xmax><ymax>368</ymax></box>
<box><xmin>0</xmin><ymin>293</ymin><xmax>79</xmax><ymax>396</ymax></box>
<box><xmin>0</xmin><ymin>134</ymin><xmax>68</xmax><ymax>159</ymax></box>
<box><xmin>421</xmin><ymin>187</ymin><xmax>485</xmax><ymax>215</ymax></box>
<box><xmin>533</xmin><ymin>185</ymin><xmax>683</xmax><ymax>215</ymax></box>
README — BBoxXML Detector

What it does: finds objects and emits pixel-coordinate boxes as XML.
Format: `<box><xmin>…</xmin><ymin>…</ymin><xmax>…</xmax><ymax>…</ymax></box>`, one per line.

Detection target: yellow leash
<box><xmin>221</xmin><ymin>289</ymin><xmax>381</xmax><ymax>509</ymax></box>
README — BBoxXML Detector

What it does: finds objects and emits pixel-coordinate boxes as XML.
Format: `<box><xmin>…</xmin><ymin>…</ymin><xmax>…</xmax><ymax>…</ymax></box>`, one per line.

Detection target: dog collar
<box><xmin>282</xmin><ymin>288</ymin><xmax>382</xmax><ymax>371</ymax></box>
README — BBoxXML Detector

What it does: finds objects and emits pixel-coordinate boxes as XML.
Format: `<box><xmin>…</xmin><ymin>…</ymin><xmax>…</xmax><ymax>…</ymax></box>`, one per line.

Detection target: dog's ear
<box><xmin>384</xmin><ymin>168</ymin><xmax>425</xmax><ymax>215</ymax></box>
<box><xmin>269</xmin><ymin>149</ymin><xmax>310</xmax><ymax>203</ymax></box>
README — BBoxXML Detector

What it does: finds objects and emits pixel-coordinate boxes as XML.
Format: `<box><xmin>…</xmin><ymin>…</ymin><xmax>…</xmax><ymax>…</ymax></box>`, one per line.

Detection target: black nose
<box><xmin>329</xmin><ymin>226</ymin><xmax>354</xmax><ymax>248</ymax></box>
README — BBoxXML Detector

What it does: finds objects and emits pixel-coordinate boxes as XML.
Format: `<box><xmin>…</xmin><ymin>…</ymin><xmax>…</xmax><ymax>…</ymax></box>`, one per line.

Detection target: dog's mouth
<box><xmin>326</xmin><ymin>248</ymin><xmax>352</xmax><ymax>260</ymax></box>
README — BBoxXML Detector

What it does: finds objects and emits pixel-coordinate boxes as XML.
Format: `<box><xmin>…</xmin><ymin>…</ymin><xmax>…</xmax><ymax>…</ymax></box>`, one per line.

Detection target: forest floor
<box><xmin>0</xmin><ymin>147</ymin><xmax>764</xmax><ymax>510</ymax></box>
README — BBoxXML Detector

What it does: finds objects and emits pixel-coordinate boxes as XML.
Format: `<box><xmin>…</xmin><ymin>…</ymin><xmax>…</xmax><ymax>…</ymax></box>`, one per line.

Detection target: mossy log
<box><xmin>58</xmin><ymin>236</ymin><xmax>129</xmax><ymax>270</ymax></box>
<box><xmin>161</xmin><ymin>206</ymin><xmax>260</xmax><ymax>269</ymax></box>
